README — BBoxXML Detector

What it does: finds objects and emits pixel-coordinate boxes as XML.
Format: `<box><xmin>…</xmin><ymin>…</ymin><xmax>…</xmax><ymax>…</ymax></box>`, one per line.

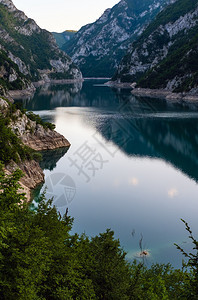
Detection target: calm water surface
<box><xmin>16</xmin><ymin>80</ymin><xmax>198</xmax><ymax>268</ymax></box>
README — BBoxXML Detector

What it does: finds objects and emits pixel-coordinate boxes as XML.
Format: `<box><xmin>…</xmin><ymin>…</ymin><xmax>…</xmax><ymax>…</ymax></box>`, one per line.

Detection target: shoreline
<box><xmin>8</xmin><ymin>78</ymin><xmax>84</xmax><ymax>99</ymax></box>
<box><xmin>84</xmin><ymin>77</ymin><xmax>111</xmax><ymax>80</ymax></box>
<box><xmin>33</xmin><ymin>78</ymin><xmax>84</xmax><ymax>87</ymax></box>
<box><xmin>8</xmin><ymin>87</ymin><xmax>36</xmax><ymax>99</ymax></box>
<box><xmin>131</xmin><ymin>88</ymin><xmax>198</xmax><ymax>103</ymax></box>
<box><xmin>106</xmin><ymin>81</ymin><xmax>198</xmax><ymax>103</ymax></box>
<box><xmin>104</xmin><ymin>81</ymin><xmax>133</xmax><ymax>89</ymax></box>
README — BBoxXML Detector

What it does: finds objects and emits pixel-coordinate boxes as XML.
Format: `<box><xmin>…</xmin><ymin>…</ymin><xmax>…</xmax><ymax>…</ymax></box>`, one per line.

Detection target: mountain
<box><xmin>0</xmin><ymin>0</ymin><xmax>82</xmax><ymax>92</ymax></box>
<box><xmin>52</xmin><ymin>30</ymin><xmax>76</xmax><ymax>48</ymax></box>
<box><xmin>62</xmin><ymin>0</ymin><xmax>175</xmax><ymax>77</ymax></box>
<box><xmin>113</xmin><ymin>0</ymin><xmax>198</xmax><ymax>93</ymax></box>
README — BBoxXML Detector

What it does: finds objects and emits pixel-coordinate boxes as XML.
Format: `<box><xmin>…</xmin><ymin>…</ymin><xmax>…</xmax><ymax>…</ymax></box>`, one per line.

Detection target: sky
<box><xmin>13</xmin><ymin>0</ymin><xmax>119</xmax><ymax>32</ymax></box>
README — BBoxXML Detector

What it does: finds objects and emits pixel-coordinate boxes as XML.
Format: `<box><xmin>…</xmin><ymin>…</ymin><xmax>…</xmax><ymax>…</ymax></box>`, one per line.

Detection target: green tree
<box><xmin>0</xmin><ymin>164</ymin><xmax>95</xmax><ymax>299</ymax></box>
<box><xmin>0</xmin><ymin>164</ymin><xmax>51</xmax><ymax>299</ymax></box>
<box><xmin>87</xmin><ymin>229</ymin><xmax>131</xmax><ymax>300</ymax></box>
<box><xmin>175</xmin><ymin>219</ymin><xmax>198</xmax><ymax>299</ymax></box>
<box><xmin>0</xmin><ymin>164</ymin><xmax>195</xmax><ymax>299</ymax></box>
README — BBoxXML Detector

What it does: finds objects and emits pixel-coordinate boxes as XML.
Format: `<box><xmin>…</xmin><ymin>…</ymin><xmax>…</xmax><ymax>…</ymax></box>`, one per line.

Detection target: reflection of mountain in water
<box><xmin>16</xmin><ymin>81</ymin><xmax>198</xmax><ymax>182</ymax></box>
<box><xmin>16</xmin><ymin>81</ymin><xmax>129</xmax><ymax>110</ymax></box>
<box><xmin>39</xmin><ymin>147</ymin><xmax>70</xmax><ymax>171</ymax></box>
<box><xmin>30</xmin><ymin>147</ymin><xmax>70</xmax><ymax>208</ymax></box>
<box><xmin>96</xmin><ymin>94</ymin><xmax>198</xmax><ymax>182</ymax></box>
<box><xmin>16</xmin><ymin>82</ymin><xmax>83</xmax><ymax>110</ymax></box>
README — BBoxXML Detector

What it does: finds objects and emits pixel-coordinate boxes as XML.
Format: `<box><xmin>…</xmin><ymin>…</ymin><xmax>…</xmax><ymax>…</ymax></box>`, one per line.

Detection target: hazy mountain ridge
<box><xmin>52</xmin><ymin>30</ymin><xmax>76</xmax><ymax>48</ymax></box>
<box><xmin>0</xmin><ymin>0</ymin><xmax>82</xmax><ymax>91</ymax></box>
<box><xmin>62</xmin><ymin>0</ymin><xmax>175</xmax><ymax>77</ymax></box>
<box><xmin>113</xmin><ymin>0</ymin><xmax>198</xmax><ymax>93</ymax></box>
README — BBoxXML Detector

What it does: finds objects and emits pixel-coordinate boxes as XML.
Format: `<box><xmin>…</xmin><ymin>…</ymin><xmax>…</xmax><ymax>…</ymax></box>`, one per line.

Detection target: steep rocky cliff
<box><xmin>62</xmin><ymin>0</ymin><xmax>175</xmax><ymax>77</ymax></box>
<box><xmin>5</xmin><ymin>159</ymin><xmax>45</xmax><ymax>201</ymax></box>
<box><xmin>0</xmin><ymin>0</ymin><xmax>82</xmax><ymax>92</ymax></box>
<box><xmin>0</xmin><ymin>97</ymin><xmax>70</xmax><ymax>201</ymax></box>
<box><xmin>10</xmin><ymin>109</ymin><xmax>70</xmax><ymax>151</ymax></box>
<box><xmin>113</xmin><ymin>0</ymin><xmax>198</xmax><ymax>93</ymax></box>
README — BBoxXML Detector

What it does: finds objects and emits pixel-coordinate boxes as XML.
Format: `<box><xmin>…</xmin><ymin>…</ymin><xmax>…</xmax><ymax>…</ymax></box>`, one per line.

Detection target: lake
<box><xmin>16</xmin><ymin>80</ymin><xmax>198</xmax><ymax>268</ymax></box>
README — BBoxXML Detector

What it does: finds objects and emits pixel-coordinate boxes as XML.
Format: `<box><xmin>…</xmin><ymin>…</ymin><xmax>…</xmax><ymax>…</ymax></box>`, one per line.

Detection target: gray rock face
<box><xmin>10</xmin><ymin>109</ymin><xmax>70</xmax><ymax>151</ymax></box>
<box><xmin>9</xmin><ymin>69</ymin><xmax>18</xmax><ymax>82</ymax></box>
<box><xmin>50</xmin><ymin>59</ymin><xmax>70</xmax><ymax>73</ymax></box>
<box><xmin>0</xmin><ymin>98</ymin><xmax>9</xmax><ymax>110</ymax></box>
<box><xmin>5</xmin><ymin>158</ymin><xmax>45</xmax><ymax>202</ymax></box>
<box><xmin>113</xmin><ymin>0</ymin><xmax>198</xmax><ymax>92</ymax></box>
<box><xmin>0</xmin><ymin>97</ymin><xmax>70</xmax><ymax>150</ymax></box>
<box><xmin>15</xmin><ymin>20</ymin><xmax>41</xmax><ymax>36</ymax></box>
<box><xmin>0</xmin><ymin>0</ymin><xmax>16</xmax><ymax>12</ymax></box>
<box><xmin>119</xmin><ymin>6</ymin><xmax>198</xmax><ymax>78</ymax></box>
<box><xmin>62</xmin><ymin>0</ymin><xmax>175</xmax><ymax>77</ymax></box>
<box><xmin>6</xmin><ymin>159</ymin><xmax>44</xmax><ymax>190</ymax></box>
<box><xmin>8</xmin><ymin>52</ymin><xmax>29</xmax><ymax>75</ymax></box>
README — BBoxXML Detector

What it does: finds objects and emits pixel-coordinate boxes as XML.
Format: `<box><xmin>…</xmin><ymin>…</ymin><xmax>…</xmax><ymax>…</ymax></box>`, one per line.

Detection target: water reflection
<box><xmin>17</xmin><ymin>82</ymin><xmax>82</xmax><ymax>110</ymax></box>
<box><xmin>16</xmin><ymin>81</ymin><xmax>198</xmax><ymax>183</ymax></box>
<box><xmin>96</xmin><ymin>114</ymin><xmax>198</xmax><ymax>182</ymax></box>
<box><xmin>39</xmin><ymin>147</ymin><xmax>70</xmax><ymax>171</ymax></box>
<box><xmin>30</xmin><ymin>147</ymin><xmax>70</xmax><ymax>210</ymax></box>
<box><xmin>15</xmin><ymin>80</ymin><xmax>198</xmax><ymax>267</ymax></box>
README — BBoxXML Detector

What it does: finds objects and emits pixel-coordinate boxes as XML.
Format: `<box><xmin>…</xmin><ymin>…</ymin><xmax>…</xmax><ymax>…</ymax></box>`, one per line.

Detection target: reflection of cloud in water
<box><xmin>168</xmin><ymin>188</ymin><xmax>178</xmax><ymax>198</ymax></box>
<box><xmin>129</xmin><ymin>177</ymin><xmax>139</xmax><ymax>186</ymax></box>
<box><xmin>113</xmin><ymin>178</ymin><xmax>121</xmax><ymax>187</ymax></box>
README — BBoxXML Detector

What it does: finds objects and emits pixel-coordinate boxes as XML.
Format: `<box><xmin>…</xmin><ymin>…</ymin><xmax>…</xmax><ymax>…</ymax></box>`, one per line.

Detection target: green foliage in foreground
<box><xmin>0</xmin><ymin>165</ymin><xmax>197</xmax><ymax>299</ymax></box>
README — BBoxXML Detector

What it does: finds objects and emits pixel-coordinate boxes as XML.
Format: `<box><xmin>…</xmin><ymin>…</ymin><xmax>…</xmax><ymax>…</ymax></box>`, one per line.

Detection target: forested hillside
<box><xmin>0</xmin><ymin>0</ymin><xmax>81</xmax><ymax>91</ymax></box>
<box><xmin>113</xmin><ymin>0</ymin><xmax>198</xmax><ymax>93</ymax></box>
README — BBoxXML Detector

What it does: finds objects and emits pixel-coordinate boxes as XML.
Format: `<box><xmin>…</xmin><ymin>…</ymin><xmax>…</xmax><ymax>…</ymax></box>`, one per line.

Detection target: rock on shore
<box><xmin>10</xmin><ymin>108</ymin><xmax>70</xmax><ymax>150</ymax></box>
<box><xmin>131</xmin><ymin>88</ymin><xmax>198</xmax><ymax>104</ymax></box>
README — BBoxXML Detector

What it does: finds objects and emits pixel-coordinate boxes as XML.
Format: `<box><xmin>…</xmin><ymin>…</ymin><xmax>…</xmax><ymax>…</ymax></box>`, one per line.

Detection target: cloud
<box><xmin>168</xmin><ymin>188</ymin><xmax>178</xmax><ymax>198</ymax></box>
<box><xmin>129</xmin><ymin>177</ymin><xmax>139</xmax><ymax>186</ymax></box>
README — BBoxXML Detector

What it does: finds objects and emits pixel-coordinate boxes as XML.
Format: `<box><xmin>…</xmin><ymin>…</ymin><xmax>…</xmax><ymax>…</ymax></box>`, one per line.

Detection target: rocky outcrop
<box><xmin>0</xmin><ymin>97</ymin><xmax>70</xmax><ymax>201</ymax></box>
<box><xmin>62</xmin><ymin>0</ymin><xmax>175</xmax><ymax>77</ymax></box>
<box><xmin>8</xmin><ymin>52</ymin><xmax>29</xmax><ymax>76</ymax></box>
<box><xmin>0</xmin><ymin>0</ymin><xmax>82</xmax><ymax>91</ymax></box>
<box><xmin>21</xmin><ymin>128</ymin><xmax>70</xmax><ymax>151</ymax></box>
<box><xmin>6</xmin><ymin>159</ymin><xmax>44</xmax><ymax>189</ymax></box>
<box><xmin>10</xmin><ymin>109</ymin><xmax>70</xmax><ymax>150</ymax></box>
<box><xmin>5</xmin><ymin>159</ymin><xmax>44</xmax><ymax>202</ymax></box>
<box><xmin>113</xmin><ymin>0</ymin><xmax>198</xmax><ymax>93</ymax></box>
<box><xmin>0</xmin><ymin>97</ymin><xmax>9</xmax><ymax>110</ymax></box>
<box><xmin>0</xmin><ymin>0</ymin><xmax>16</xmax><ymax>12</ymax></box>
<box><xmin>131</xmin><ymin>88</ymin><xmax>198</xmax><ymax>106</ymax></box>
